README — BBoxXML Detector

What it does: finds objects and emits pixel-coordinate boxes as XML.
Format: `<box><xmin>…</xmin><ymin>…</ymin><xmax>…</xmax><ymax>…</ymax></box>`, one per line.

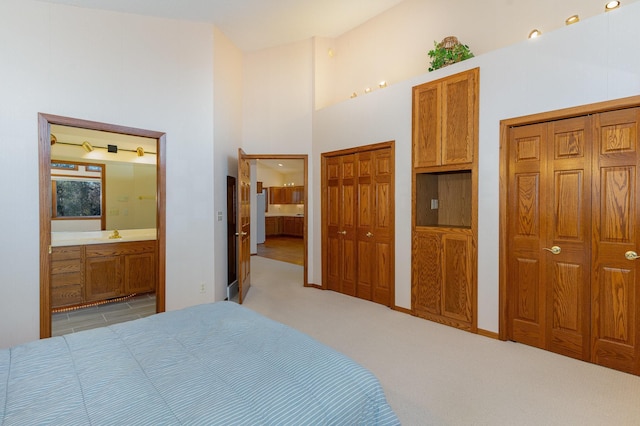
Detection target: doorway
<box><xmin>38</xmin><ymin>113</ymin><xmax>166</xmax><ymax>338</ymax></box>
<box><xmin>246</xmin><ymin>154</ymin><xmax>309</xmax><ymax>292</ymax></box>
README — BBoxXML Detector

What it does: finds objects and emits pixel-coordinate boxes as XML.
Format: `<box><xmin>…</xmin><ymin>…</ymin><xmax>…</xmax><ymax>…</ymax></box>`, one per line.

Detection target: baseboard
<box><xmin>392</xmin><ymin>305</ymin><xmax>412</xmax><ymax>315</ymax></box>
<box><xmin>477</xmin><ymin>328</ymin><xmax>499</xmax><ymax>340</ymax></box>
<box><xmin>306</xmin><ymin>282</ymin><xmax>322</xmax><ymax>289</ymax></box>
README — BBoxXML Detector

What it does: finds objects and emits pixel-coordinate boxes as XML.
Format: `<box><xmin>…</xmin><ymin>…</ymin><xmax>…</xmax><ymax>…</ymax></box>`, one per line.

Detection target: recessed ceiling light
<box><xmin>605</xmin><ymin>1</ymin><xmax>620</xmax><ymax>11</ymax></box>
<box><xmin>565</xmin><ymin>15</ymin><xmax>580</xmax><ymax>25</ymax></box>
<box><xmin>528</xmin><ymin>29</ymin><xmax>542</xmax><ymax>39</ymax></box>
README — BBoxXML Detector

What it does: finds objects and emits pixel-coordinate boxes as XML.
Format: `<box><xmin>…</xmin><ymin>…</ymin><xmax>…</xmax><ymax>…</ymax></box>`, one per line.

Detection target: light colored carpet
<box><xmin>244</xmin><ymin>256</ymin><xmax>640</xmax><ymax>426</ymax></box>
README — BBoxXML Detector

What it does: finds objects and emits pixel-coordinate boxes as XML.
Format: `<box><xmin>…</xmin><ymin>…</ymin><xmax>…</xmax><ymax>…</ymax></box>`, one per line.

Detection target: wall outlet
<box><xmin>199</xmin><ymin>282</ymin><xmax>206</xmax><ymax>293</ymax></box>
<box><xmin>430</xmin><ymin>199</ymin><xmax>439</xmax><ymax>209</ymax></box>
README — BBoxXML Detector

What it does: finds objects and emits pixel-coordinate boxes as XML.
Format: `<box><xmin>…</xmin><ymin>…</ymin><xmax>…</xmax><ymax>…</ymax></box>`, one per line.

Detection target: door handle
<box><xmin>543</xmin><ymin>246</ymin><xmax>561</xmax><ymax>255</ymax></box>
<box><xmin>235</xmin><ymin>232</ymin><xmax>248</xmax><ymax>236</ymax></box>
<box><xmin>366</xmin><ymin>232</ymin><xmax>374</xmax><ymax>238</ymax></box>
<box><xmin>625</xmin><ymin>251</ymin><xmax>640</xmax><ymax>260</ymax></box>
<box><xmin>337</xmin><ymin>230</ymin><xmax>347</xmax><ymax>235</ymax></box>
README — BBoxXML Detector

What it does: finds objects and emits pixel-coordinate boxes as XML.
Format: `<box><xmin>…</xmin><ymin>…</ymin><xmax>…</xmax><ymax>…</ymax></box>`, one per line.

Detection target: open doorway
<box><xmin>239</xmin><ymin>154</ymin><xmax>308</xmax><ymax>301</ymax></box>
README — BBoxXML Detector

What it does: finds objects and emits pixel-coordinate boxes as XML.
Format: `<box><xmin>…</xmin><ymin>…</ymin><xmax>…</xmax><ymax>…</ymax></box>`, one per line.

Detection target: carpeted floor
<box><xmin>244</xmin><ymin>256</ymin><xmax>640</xmax><ymax>426</ymax></box>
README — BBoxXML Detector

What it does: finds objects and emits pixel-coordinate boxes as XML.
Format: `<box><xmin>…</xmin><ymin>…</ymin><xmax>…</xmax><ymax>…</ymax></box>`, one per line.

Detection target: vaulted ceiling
<box><xmin>38</xmin><ymin>0</ymin><xmax>404</xmax><ymax>51</ymax></box>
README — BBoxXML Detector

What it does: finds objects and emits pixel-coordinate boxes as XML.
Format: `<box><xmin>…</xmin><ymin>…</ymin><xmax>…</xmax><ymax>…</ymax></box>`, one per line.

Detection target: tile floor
<box><xmin>51</xmin><ymin>293</ymin><xmax>157</xmax><ymax>337</ymax></box>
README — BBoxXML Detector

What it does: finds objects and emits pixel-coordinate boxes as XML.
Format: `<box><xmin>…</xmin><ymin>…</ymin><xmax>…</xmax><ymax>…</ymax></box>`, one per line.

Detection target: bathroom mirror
<box><xmin>50</xmin><ymin>124</ymin><xmax>157</xmax><ymax>232</ymax></box>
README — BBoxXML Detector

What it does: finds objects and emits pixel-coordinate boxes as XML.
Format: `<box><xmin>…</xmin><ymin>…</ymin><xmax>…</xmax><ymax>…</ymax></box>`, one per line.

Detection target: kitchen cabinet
<box><xmin>283</xmin><ymin>216</ymin><xmax>304</xmax><ymax>237</ymax></box>
<box><xmin>268</xmin><ymin>186</ymin><xmax>304</xmax><ymax>204</ymax></box>
<box><xmin>265</xmin><ymin>216</ymin><xmax>283</xmax><ymax>236</ymax></box>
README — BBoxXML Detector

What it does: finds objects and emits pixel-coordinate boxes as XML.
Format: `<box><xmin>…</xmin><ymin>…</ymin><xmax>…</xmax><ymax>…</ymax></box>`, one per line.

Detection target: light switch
<box><xmin>430</xmin><ymin>199</ymin><xmax>439</xmax><ymax>209</ymax></box>
<box><xmin>217</xmin><ymin>211</ymin><xmax>223</xmax><ymax>222</ymax></box>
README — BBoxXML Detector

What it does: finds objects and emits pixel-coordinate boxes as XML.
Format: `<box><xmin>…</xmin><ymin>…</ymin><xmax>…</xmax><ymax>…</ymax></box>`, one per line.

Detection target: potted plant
<box><xmin>428</xmin><ymin>36</ymin><xmax>474</xmax><ymax>72</ymax></box>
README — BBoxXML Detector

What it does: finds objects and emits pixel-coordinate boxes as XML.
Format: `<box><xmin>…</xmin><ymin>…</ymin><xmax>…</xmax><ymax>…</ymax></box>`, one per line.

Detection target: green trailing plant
<box><xmin>428</xmin><ymin>40</ymin><xmax>474</xmax><ymax>72</ymax></box>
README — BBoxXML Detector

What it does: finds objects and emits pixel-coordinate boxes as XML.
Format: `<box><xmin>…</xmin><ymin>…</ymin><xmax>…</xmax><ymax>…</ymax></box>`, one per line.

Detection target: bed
<box><xmin>0</xmin><ymin>302</ymin><xmax>399</xmax><ymax>425</ymax></box>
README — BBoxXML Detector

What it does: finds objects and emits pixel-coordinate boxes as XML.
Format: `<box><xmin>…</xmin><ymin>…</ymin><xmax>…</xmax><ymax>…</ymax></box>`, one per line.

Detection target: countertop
<box><xmin>52</xmin><ymin>228</ymin><xmax>157</xmax><ymax>247</ymax></box>
<box><xmin>264</xmin><ymin>213</ymin><xmax>304</xmax><ymax>217</ymax></box>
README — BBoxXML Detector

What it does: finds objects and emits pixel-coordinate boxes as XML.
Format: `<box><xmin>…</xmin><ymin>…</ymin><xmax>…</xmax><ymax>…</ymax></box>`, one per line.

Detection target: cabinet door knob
<box><xmin>625</xmin><ymin>251</ymin><xmax>640</xmax><ymax>260</ymax></box>
<box><xmin>366</xmin><ymin>232</ymin><xmax>374</xmax><ymax>238</ymax></box>
<box><xmin>543</xmin><ymin>246</ymin><xmax>561</xmax><ymax>255</ymax></box>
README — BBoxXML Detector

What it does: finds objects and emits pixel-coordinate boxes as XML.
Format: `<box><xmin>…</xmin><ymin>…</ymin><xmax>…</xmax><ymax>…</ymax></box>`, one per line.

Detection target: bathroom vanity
<box><xmin>51</xmin><ymin>229</ymin><xmax>157</xmax><ymax>309</ymax></box>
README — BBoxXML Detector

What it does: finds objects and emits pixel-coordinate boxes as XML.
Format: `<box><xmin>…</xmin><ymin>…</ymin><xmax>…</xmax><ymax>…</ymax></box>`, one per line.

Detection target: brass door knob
<box><xmin>543</xmin><ymin>246</ymin><xmax>561</xmax><ymax>255</ymax></box>
<box><xmin>625</xmin><ymin>251</ymin><xmax>640</xmax><ymax>260</ymax></box>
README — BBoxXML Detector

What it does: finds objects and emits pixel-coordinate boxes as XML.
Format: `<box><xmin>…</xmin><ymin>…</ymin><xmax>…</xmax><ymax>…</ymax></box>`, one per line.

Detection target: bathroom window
<box><xmin>51</xmin><ymin>161</ymin><xmax>105</xmax><ymax>219</ymax></box>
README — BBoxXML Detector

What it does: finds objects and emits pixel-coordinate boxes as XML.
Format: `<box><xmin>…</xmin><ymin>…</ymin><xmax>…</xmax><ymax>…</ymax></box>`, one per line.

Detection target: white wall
<box><xmin>312</xmin><ymin>4</ymin><xmax>640</xmax><ymax>332</ymax></box>
<box><xmin>0</xmin><ymin>0</ymin><xmax>216</xmax><ymax>347</ymax></box>
<box><xmin>242</xmin><ymin>40</ymin><xmax>315</xmax><ymax>279</ymax></box>
<box><xmin>213</xmin><ymin>27</ymin><xmax>244</xmax><ymax>299</ymax></box>
<box><xmin>315</xmin><ymin>0</ymin><xmax>640</xmax><ymax>108</ymax></box>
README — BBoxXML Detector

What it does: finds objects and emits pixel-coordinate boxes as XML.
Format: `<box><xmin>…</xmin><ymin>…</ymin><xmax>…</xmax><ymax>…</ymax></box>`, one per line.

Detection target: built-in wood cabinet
<box><xmin>51</xmin><ymin>240</ymin><xmax>156</xmax><ymax>309</ymax></box>
<box><xmin>411</xmin><ymin>68</ymin><xmax>479</xmax><ymax>332</ymax></box>
<box><xmin>413</xmin><ymin>68</ymin><xmax>477</xmax><ymax>169</ymax></box>
<box><xmin>265</xmin><ymin>216</ymin><xmax>282</xmax><ymax>236</ymax></box>
<box><xmin>269</xmin><ymin>186</ymin><xmax>304</xmax><ymax>204</ymax></box>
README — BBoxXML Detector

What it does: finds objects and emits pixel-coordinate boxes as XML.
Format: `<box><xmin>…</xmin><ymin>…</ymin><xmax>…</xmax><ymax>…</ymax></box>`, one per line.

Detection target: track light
<box><xmin>136</xmin><ymin>147</ymin><xmax>144</xmax><ymax>157</ymax></box>
<box><xmin>81</xmin><ymin>141</ymin><xmax>94</xmax><ymax>152</ymax></box>
<box><xmin>50</xmin><ymin>134</ymin><xmax>57</xmax><ymax>145</ymax></box>
<box><xmin>528</xmin><ymin>29</ymin><xmax>541</xmax><ymax>39</ymax></box>
<box><xmin>565</xmin><ymin>15</ymin><xmax>580</xmax><ymax>25</ymax></box>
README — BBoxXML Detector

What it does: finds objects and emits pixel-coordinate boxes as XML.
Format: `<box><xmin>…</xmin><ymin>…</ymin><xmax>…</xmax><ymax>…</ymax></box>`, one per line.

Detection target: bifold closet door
<box><xmin>507</xmin><ymin>116</ymin><xmax>592</xmax><ymax>361</ymax></box>
<box><xmin>326</xmin><ymin>154</ymin><xmax>357</xmax><ymax>296</ymax></box>
<box><xmin>356</xmin><ymin>148</ymin><xmax>394</xmax><ymax>306</ymax></box>
<box><xmin>591</xmin><ymin>108</ymin><xmax>640</xmax><ymax>375</ymax></box>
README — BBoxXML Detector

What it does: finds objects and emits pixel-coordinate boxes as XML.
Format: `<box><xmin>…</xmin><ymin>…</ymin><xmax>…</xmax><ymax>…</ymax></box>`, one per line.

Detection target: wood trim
<box><xmin>477</xmin><ymin>328</ymin><xmax>499</xmax><ymax>340</ymax></box>
<box><xmin>39</xmin><ymin>113</ymin><xmax>166</xmax><ymax>338</ymax></box>
<box><xmin>392</xmin><ymin>305</ymin><xmax>412</xmax><ymax>315</ymax></box>
<box><xmin>498</xmin><ymin>95</ymin><xmax>640</xmax><ymax>342</ymax></box>
<box><xmin>243</xmin><ymin>153</ymin><xmax>308</xmax><ymax>287</ymax></box>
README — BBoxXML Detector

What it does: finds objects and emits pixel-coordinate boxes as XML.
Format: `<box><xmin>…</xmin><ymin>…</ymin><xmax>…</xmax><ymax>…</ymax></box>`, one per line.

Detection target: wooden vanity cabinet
<box><xmin>85</xmin><ymin>241</ymin><xmax>157</xmax><ymax>302</ymax></box>
<box><xmin>51</xmin><ymin>240</ymin><xmax>157</xmax><ymax>309</ymax></box>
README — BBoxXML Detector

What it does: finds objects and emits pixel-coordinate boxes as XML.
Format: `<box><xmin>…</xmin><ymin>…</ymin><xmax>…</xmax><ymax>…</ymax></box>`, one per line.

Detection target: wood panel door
<box><xmin>356</xmin><ymin>147</ymin><xmax>394</xmax><ymax>306</ymax></box>
<box><xmin>237</xmin><ymin>149</ymin><xmax>251</xmax><ymax>304</ymax></box>
<box><xmin>507</xmin><ymin>116</ymin><xmax>592</xmax><ymax>360</ymax></box>
<box><xmin>591</xmin><ymin>108</ymin><xmax>640</xmax><ymax>374</ymax></box>
<box><xmin>124</xmin><ymin>252</ymin><xmax>156</xmax><ymax>294</ymax></box>
<box><xmin>85</xmin><ymin>256</ymin><xmax>122</xmax><ymax>302</ymax></box>
<box><xmin>325</xmin><ymin>154</ymin><xmax>357</xmax><ymax>296</ymax></box>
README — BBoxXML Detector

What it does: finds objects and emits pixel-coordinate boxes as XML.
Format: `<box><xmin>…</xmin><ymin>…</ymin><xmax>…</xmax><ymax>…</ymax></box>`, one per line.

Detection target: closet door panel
<box><xmin>372</xmin><ymin>148</ymin><xmax>394</xmax><ymax>306</ymax></box>
<box><xmin>546</xmin><ymin>117</ymin><xmax>591</xmax><ymax>360</ymax></box>
<box><xmin>507</xmin><ymin>124</ymin><xmax>546</xmax><ymax>347</ymax></box>
<box><xmin>592</xmin><ymin>108</ymin><xmax>640</xmax><ymax>374</ymax></box>
<box><xmin>326</xmin><ymin>157</ymin><xmax>341</xmax><ymax>292</ymax></box>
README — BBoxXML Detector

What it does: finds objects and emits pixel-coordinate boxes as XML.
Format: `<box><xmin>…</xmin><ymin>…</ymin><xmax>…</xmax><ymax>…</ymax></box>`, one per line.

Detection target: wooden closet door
<box><xmin>356</xmin><ymin>148</ymin><xmax>394</xmax><ymax>306</ymax></box>
<box><xmin>591</xmin><ymin>108</ymin><xmax>640</xmax><ymax>374</ymax></box>
<box><xmin>326</xmin><ymin>154</ymin><xmax>357</xmax><ymax>296</ymax></box>
<box><xmin>545</xmin><ymin>117</ymin><xmax>592</xmax><ymax>360</ymax></box>
<box><xmin>507</xmin><ymin>116</ymin><xmax>591</xmax><ymax>360</ymax></box>
<box><xmin>507</xmin><ymin>123</ymin><xmax>547</xmax><ymax>348</ymax></box>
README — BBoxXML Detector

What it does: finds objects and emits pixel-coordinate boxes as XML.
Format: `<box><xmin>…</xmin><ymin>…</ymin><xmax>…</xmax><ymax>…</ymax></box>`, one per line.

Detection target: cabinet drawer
<box><xmin>52</xmin><ymin>284</ymin><xmax>83</xmax><ymax>307</ymax></box>
<box><xmin>51</xmin><ymin>259</ymin><xmax>82</xmax><ymax>275</ymax></box>
<box><xmin>51</xmin><ymin>271</ymin><xmax>82</xmax><ymax>288</ymax></box>
<box><xmin>86</xmin><ymin>241</ymin><xmax>156</xmax><ymax>257</ymax></box>
<box><xmin>51</xmin><ymin>245</ymin><xmax>82</xmax><ymax>261</ymax></box>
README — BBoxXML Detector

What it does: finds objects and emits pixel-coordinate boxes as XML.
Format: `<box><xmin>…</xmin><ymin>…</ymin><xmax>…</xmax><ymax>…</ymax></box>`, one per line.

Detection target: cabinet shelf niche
<box><xmin>415</xmin><ymin>170</ymin><xmax>471</xmax><ymax>228</ymax></box>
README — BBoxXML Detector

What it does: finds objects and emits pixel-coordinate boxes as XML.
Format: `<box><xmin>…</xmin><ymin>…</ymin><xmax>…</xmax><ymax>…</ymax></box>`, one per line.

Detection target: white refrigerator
<box><xmin>256</xmin><ymin>190</ymin><xmax>266</xmax><ymax>244</ymax></box>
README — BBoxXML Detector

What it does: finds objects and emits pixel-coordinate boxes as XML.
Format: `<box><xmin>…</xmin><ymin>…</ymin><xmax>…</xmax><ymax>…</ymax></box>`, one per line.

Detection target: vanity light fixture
<box><xmin>378</xmin><ymin>81</ymin><xmax>387</xmax><ymax>88</ymax></box>
<box><xmin>50</xmin><ymin>134</ymin><xmax>57</xmax><ymax>145</ymax></box>
<box><xmin>605</xmin><ymin>1</ymin><xmax>620</xmax><ymax>11</ymax></box>
<box><xmin>81</xmin><ymin>141</ymin><xmax>94</xmax><ymax>152</ymax></box>
<box><xmin>136</xmin><ymin>147</ymin><xmax>144</xmax><ymax>157</ymax></box>
<box><xmin>528</xmin><ymin>29</ymin><xmax>542</xmax><ymax>39</ymax></box>
<box><xmin>565</xmin><ymin>15</ymin><xmax>580</xmax><ymax>25</ymax></box>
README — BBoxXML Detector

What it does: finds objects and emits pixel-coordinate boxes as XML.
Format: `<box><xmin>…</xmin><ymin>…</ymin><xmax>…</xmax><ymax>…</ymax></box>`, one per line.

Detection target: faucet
<box><xmin>109</xmin><ymin>229</ymin><xmax>122</xmax><ymax>239</ymax></box>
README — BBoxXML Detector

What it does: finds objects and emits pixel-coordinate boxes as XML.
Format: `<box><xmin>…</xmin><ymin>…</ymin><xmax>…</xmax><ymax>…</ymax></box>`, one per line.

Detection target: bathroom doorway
<box><xmin>38</xmin><ymin>113</ymin><xmax>166</xmax><ymax>338</ymax></box>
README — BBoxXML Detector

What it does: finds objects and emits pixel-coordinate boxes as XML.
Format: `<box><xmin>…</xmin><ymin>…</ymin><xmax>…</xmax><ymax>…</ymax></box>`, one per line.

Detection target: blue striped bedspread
<box><xmin>0</xmin><ymin>302</ymin><xmax>399</xmax><ymax>425</ymax></box>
